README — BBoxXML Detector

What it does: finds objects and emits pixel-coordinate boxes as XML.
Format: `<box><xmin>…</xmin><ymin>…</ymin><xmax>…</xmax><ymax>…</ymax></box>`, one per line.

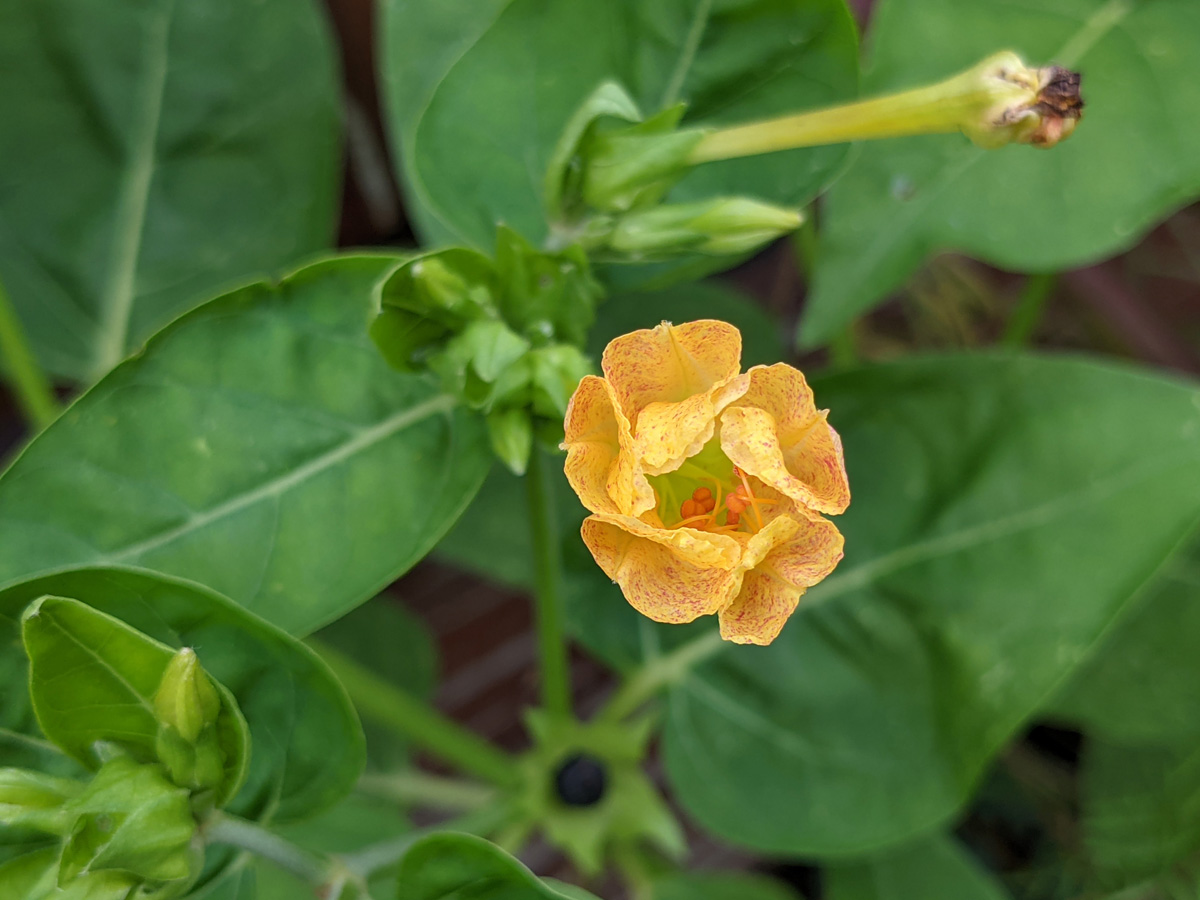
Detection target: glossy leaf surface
<box><xmin>0</xmin><ymin>0</ymin><xmax>341</xmax><ymax>380</ymax></box>
<box><xmin>0</xmin><ymin>256</ymin><xmax>491</xmax><ymax>635</ymax></box>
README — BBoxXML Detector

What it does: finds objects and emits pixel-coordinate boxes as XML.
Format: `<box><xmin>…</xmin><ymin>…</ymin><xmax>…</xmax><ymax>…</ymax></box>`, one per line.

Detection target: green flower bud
<box><xmin>606</xmin><ymin>198</ymin><xmax>802</xmax><ymax>260</ymax></box>
<box><xmin>154</xmin><ymin>649</ymin><xmax>220</xmax><ymax>744</ymax></box>
<box><xmin>487</xmin><ymin>407</ymin><xmax>534</xmax><ymax>476</ymax></box>
<box><xmin>0</xmin><ymin>767</ymin><xmax>81</xmax><ymax>835</ymax></box>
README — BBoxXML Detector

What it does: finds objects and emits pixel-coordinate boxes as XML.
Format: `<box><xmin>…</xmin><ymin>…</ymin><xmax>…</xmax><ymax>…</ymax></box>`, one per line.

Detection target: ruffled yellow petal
<box><xmin>561</xmin><ymin>375</ymin><xmax>653</xmax><ymax>515</ymax></box>
<box><xmin>718</xmin><ymin>508</ymin><xmax>845</xmax><ymax>645</ymax></box>
<box><xmin>581</xmin><ymin>516</ymin><xmax>743</xmax><ymax>624</ymax></box>
<box><xmin>720</xmin><ymin>364</ymin><xmax>850</xmax><ymax>515</ymax></box>
<box><xmin>586</xmin><ymin>511</ymin><xmax>741</xmax><ymax>569</ymax></box>
<box><xmin>601</xmin><ymin>320</ymin><xmax>742</xmax><ymax>423</ymax></box>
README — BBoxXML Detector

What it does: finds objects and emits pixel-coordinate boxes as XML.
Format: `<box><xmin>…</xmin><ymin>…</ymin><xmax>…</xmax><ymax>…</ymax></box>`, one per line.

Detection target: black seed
<box><xmin>554</xmin><ymin>753</ymin><xmax>607</xmax><ymax>807</ymax></box>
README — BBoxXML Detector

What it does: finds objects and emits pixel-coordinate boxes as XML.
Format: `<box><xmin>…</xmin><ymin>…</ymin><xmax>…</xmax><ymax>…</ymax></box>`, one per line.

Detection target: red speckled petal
<box><xmin>720</xmin><ymin>364</ymin><xmax>850</xmax><ymax>515</ymax></box>
<box><xmin>601</xmin><ymin>320</ymin><xmax>742</xmax><ymax>424</ymax></box>
<box><xmin>561</xmin><ymin>375</ymin><xmax>653</xmax><ymax>515</ymax></box>
<box><xmin>581</xmin><ymin>516</ymin><xmax>743</xmax><ymax>624</ymax></box>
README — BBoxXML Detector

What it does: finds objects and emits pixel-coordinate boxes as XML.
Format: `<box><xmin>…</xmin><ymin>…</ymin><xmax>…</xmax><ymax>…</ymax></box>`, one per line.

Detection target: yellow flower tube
<box><xmin>561</xmin><ymin>320</ymin><xmax>850</xmax><ymax>646</ymax></box>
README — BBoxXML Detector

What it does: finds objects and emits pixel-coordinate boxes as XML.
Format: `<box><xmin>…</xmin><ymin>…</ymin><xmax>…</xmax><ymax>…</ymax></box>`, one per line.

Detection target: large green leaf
<box><xmin>394</xmin><ymin>833</ymin><xmax>600</xmax><ymax>900</ymax></box>
<box><xmin>1047</xmin><ymin>531</ymin><xmax>1200</xmax><ymax>745</ymax></box>
<box><xmin>381</xmin><ymin>0</ymin><xmax>858</xmax><ymax>250</ymax></box>
<box><xmin>21</xmin><ymin>596</ymin><xmax>249</xmax><ymax>807</ymax></box>
<box><xmin>570</xmin><ymin>354</ymin><xmax>1200</xmax><ymax>854</ymax></box>
<box><xmin>0</xmin><ymin>256</ymin><xmax>491</xmax><ymax>635</ymax></box>
<box><xmin>0</xmin><ymin>0</ymin><xmax>341</xmax><ymax>381</ymax></box>
<box><xmin>801</xmin><ymin>0</ymin><xmax>1200</xmax><ymax>347</ymax></box>
<box><xmin>0</xmin><ymin>567</ymin><xmax>364</xmax><ymax>825</ymax></box>
<box><xmin>1082</xmin><ymin>737</ymin><xmax>1200</xmax><ymax>891</ymax></box>
<box><xmin>825</xmin><ymin>834</ymin><xmax>1011</xmax><ymax>900</ymax></box>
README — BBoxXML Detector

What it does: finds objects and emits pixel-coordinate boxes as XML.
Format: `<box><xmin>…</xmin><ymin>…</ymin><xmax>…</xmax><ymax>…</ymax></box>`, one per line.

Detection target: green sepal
<box><xmin>494</xmin><ymin>227</ymin><xmax>602</xmax><ymax>347</ymax></box>
<box><xmin>515</xmin><ymin>711</ymin><xmax>685</xmax><ymax>876</ymax></box>
<box><xmin>0</xmin><ymin>848</ymin><xmax>59</xmax><ymax>899</ymax></box>
<box><xmin>59</xmin><ymin>757</ymin><xmax>199</xmax><ymax>892</ymax></box>
<box><xmin>544</xmin><ymin>81</ymin><xmax>642</xmax><ymax>223</ymax></box>
<box><xmin>607</xmin><ymin>198</ymin><xmax>803</xmax><ymax>260</ymax></box>
<box><xmin>581</xmin><ymin>104</ymin><xmax>703</xmax><ymax>214</ymax></box>
<box><xmin>528</xmin><ymin>345</ymin><xmax>591</xmax><ymax>420</ymax></box>
<box><xmin>487</xmin><ymin>408</ymin><xmax>534</xmax><ymax>476</ymax></box>
<box><xmin>0</xmin><ymin>767</ymin><xmax>82</xmax><ymax>835</ymax></box>
<box><xmin>21</xmin><ymin>596</ymin><xmax>250</xmax><ymax>808</ymax></box>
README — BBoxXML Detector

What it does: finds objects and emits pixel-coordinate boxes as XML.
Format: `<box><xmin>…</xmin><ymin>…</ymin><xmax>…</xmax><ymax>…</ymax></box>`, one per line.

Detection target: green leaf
<box><xmin>1047</xmin><ymin>530</ymin><xmax>1200</xmax><ymax>745</ymax></box>
<box><xmin>21</xmin><ymin>596</ymin><xmax>249</xmax><ymax>808</ymax></box>
<box><xmin>381</xmin><ymin>0</ymin><xmax>858</xmax><ymax>250</ymax></box>
<box><xmin>825</xmin><ymin>834</ymin><xmax>1011</xmax><ymax>900</ymax></box>
<box><xmin>570</xmin><ymin>354</ymin><xmax>1200</xmax><ymax>854</ymax></box>
<box><xmin>802</xmin><ymin>0</ymin><xmax>1200</xmax><ymax>347</ymax></box>
<box><xmin>652</xmin><ymin>871</ymin><xmax>801</xmax><ymax>900</ymax></box>
<box><xmin>0</xmin><ymin>847</ymin><xmax>58</xmax><ymax>899</ymax></box>
<box><xmin>0</xmin><ymin>0</ymin><xmax>341</xmax><ymax>381</ymax></box>
<box><xmin>1082</xmin><ymin>738</ymin><xmax>1200</xmax><ymax>891</ymax></box>
<box><xmin>312</xmin><ymin>597</ymin><xmax>437</xmax><ymax>771</ymax></box>
<box><xmin>394</xmin><ymin>832</ymin><xmax>600</xmax><ymax>900</ymax></box>
<box><xmin>254</xmin><ymin>793</ymin><xmax>411</xmax><ymax>900</ymax></box>
<box><xmin>0</xmin><ymin>255</ymin><xmax>491</xmax><ymax>636</ymax></box>
<box><xmin>0</xmin><ymin>567</ymin><xmax>364</xmax><ymax>825</ymax></box>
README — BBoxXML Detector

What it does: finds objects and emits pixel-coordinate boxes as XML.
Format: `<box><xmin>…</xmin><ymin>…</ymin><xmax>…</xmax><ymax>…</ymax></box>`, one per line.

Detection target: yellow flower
<box><xmin>562</xmin><ymin>320</ymin><xmax>849</xmax><ymax>645</ymax></box>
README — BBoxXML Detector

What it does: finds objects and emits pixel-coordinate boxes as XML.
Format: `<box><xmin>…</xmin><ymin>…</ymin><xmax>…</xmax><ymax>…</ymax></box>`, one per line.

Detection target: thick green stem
<box><xmin>0</xmin><ymin>279</ymin><xmax>58</xmax><ymax>430</ymax></box>
<box><xmin>205</xmin><ymin>811</ymin><xmax>332</xmax><ymax>886</ymax></box>
<box><xmin>1003</xmin><ymin>272</ymin><xmax>1057</xmax><ymax>346</ymax></box>
<box><xmin>356</xmin><ymin>770</ymin><xmax>496</xmax><ymax>812</ymax></box>
<box><xmin>311</xmin><ymin>640</ymin><xmax>517</xmax><ymax>787</ymax></box>
<box><xmin>526</xmin><ymin>447</ymin><xmax>572</xmax><ymax>716</ymax></box>
<box><xmin>601</xmin><ymin>630</ymin><xmax>725</xmax><ymax>721</ymax></box>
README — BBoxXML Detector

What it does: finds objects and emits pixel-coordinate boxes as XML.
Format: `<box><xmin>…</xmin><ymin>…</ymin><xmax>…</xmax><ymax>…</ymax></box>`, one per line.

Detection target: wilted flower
<box><xmin>562</xmin><ymin>320</ymin><xmax>849</xmax><ymax>645</ymax></box>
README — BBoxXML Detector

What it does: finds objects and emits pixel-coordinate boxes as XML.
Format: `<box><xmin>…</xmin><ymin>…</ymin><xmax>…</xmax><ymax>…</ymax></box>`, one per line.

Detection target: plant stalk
<box><xmin>0</xmin><ymin>278</ymin><xmax>58</xmax><ymax>430</ymax></box>
<box><xmin>356</xmin><ymin>770</ymin><xmax>496</xmax><ymax>812</ymax></box>
<box><xmin>311</xmin><ymin>640</ymin><xmax>517</xmax><ymax>787</ymax></box>
<box><xmin>205</xmin><ymin>811</ymin><xmax>333</xmax><ymax>886</ymax></box>
<box><xmin>601</xmin><ymin>630</ymin><xmax>725</xmax><ymax>721</ymax></box>
<box><xmin>526</xmin><ymin>447</ymin><xmax>572</xmax><ymax>716</ymax></box>
<box><xmin>1003</xmin><ymin>272</ymin><xmax>1057</xmax><ymax>346</ymax></box>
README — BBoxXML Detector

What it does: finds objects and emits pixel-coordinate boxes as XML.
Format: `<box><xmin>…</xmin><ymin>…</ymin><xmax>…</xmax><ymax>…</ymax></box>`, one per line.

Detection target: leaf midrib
<box><xmin>104</xmin><ymin>393</ymin><xmax>457</xmax><ymax>564</ymax></box>
<box><xmin>92</xmin><ymin>0</ymin><xmax>176</xmax><ymax>379</ymax></box>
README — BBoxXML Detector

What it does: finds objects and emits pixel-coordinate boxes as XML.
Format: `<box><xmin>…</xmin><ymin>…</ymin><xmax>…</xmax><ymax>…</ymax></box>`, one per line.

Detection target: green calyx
<box><xmin>543</xmin><ymin>80</ymin><xmax>801</xmax><ymax>265</ymax></box>
<box><xmin>371</xmin><ymin>227</ymin><xmax>598</xmax><ymax>475</ymax></box>
<box><xmin>505</xmin><ymin>710</ymin><xmax>685</xmax><ymax>877</ymax></box>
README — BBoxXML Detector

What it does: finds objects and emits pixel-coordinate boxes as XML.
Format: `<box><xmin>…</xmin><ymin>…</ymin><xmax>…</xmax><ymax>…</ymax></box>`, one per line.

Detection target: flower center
<box><xmin>646</xmin><ymin>437</ymin><xmax>774</xmax><ymax>534</ymax></box>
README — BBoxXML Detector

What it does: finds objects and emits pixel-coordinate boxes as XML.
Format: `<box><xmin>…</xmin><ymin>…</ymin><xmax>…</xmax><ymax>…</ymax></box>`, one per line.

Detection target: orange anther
<box><xmin>700</xmin><ymin>496</ymin><xmax>716</xmax><ymax>513</ymax></box>
<box><xmin>692</xmin><ymin>487</ymin><xmax>712</xmax><ymax>502</ymax></box>
<box><xmin>680</xmin><ymin>498</ymin><xmax>701</xmax><ymax>520</ymax></box>
<box><xmin>725</xmin><ymin>509</ymin><xmax>740</xmax><ymax>527</ymax></box>
<box><xmin>725</xmin><ymin>492</ymin><xmax>748</xmax><ymax>514</ymax></box>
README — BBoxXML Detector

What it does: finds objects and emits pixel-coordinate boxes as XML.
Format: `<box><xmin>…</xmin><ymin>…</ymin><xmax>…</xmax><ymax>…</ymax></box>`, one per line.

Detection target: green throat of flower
<box><xmin>647</xmin><ymin>437</ymin><xmax>773</xmax><ymax>534</ymax></box>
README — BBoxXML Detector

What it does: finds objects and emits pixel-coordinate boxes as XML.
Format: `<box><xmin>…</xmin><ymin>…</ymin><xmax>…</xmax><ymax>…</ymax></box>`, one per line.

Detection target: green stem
<box><xmin>1002</xmin><ymin>272</ymin><xmax>1057</xmax><ymax>346</ymax></box>
<box><xmin>828</xmin><ymin>325</ymin><xmax>859</xmax><ymax>368</ymax></box>
<box><xmin>526</xmin><ymin>447</ymin><xmax>572</xmax><ymax>716</ymax></box>
<box><xmin>356</xmin><ymin>770</ymin><xmax>496</xmax><ymax>812</ymax></box>
<box><xmin>0</xmin><ymin>278</ymin><xmax>58</xmax><ymax>430</ymax></box>
<box><xmin>310</xmin><ymin>640</ymin><xmax>517</xmax><ymax>787</ymax></box>
<box><xmin>600</xmin><ymin>630</ymin><xmax>725</xmax><ymax>722</ymax></box>
<box><xmin>205</xmin><ymin>811</ymin><xmax>334</xmax><ymax>886</ymax></box>
<box><xmin>342</xmin><ymin>803</ymin><xmax>512</xmax><ymax>880</ymax></box>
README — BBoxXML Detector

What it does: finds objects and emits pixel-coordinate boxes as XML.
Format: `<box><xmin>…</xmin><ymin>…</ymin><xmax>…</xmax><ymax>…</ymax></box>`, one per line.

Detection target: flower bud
<box><xmin>487</xmin><ymin>407</ymin><xmax>534</xmax><ymax>476</ymax></box>
<box><xmin>607</xmin><ymin>198</ymin><xmax>803</xmax><ymax>259</ymax></box>
<box><xmin>958</xmin><ymin>52</ymin><xmax>1083</xmax><ymax>149</ymax></box>
<box><xmin>154</xmin><ymin>649</ymin><xmax>220</xmax><ymax>744</ymax></box>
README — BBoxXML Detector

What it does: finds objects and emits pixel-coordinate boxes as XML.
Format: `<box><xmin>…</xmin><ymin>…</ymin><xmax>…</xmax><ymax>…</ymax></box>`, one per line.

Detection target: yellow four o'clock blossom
<box><xmin>561</xmin><ymin>320</ymin><xmax>849</xmax><ymax>645</ymax></box>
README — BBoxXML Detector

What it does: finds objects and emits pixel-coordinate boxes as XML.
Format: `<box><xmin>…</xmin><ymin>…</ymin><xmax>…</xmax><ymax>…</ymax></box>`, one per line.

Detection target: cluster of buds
<box><xmin>546</xmin><ymin>51</ymin><xmax>1082</xmax><ymax>263</ymax></box>
<box><xmin>371</xmin><ymin>227</ymin><xmax>599</xmax><ymax>474</ymax></box>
